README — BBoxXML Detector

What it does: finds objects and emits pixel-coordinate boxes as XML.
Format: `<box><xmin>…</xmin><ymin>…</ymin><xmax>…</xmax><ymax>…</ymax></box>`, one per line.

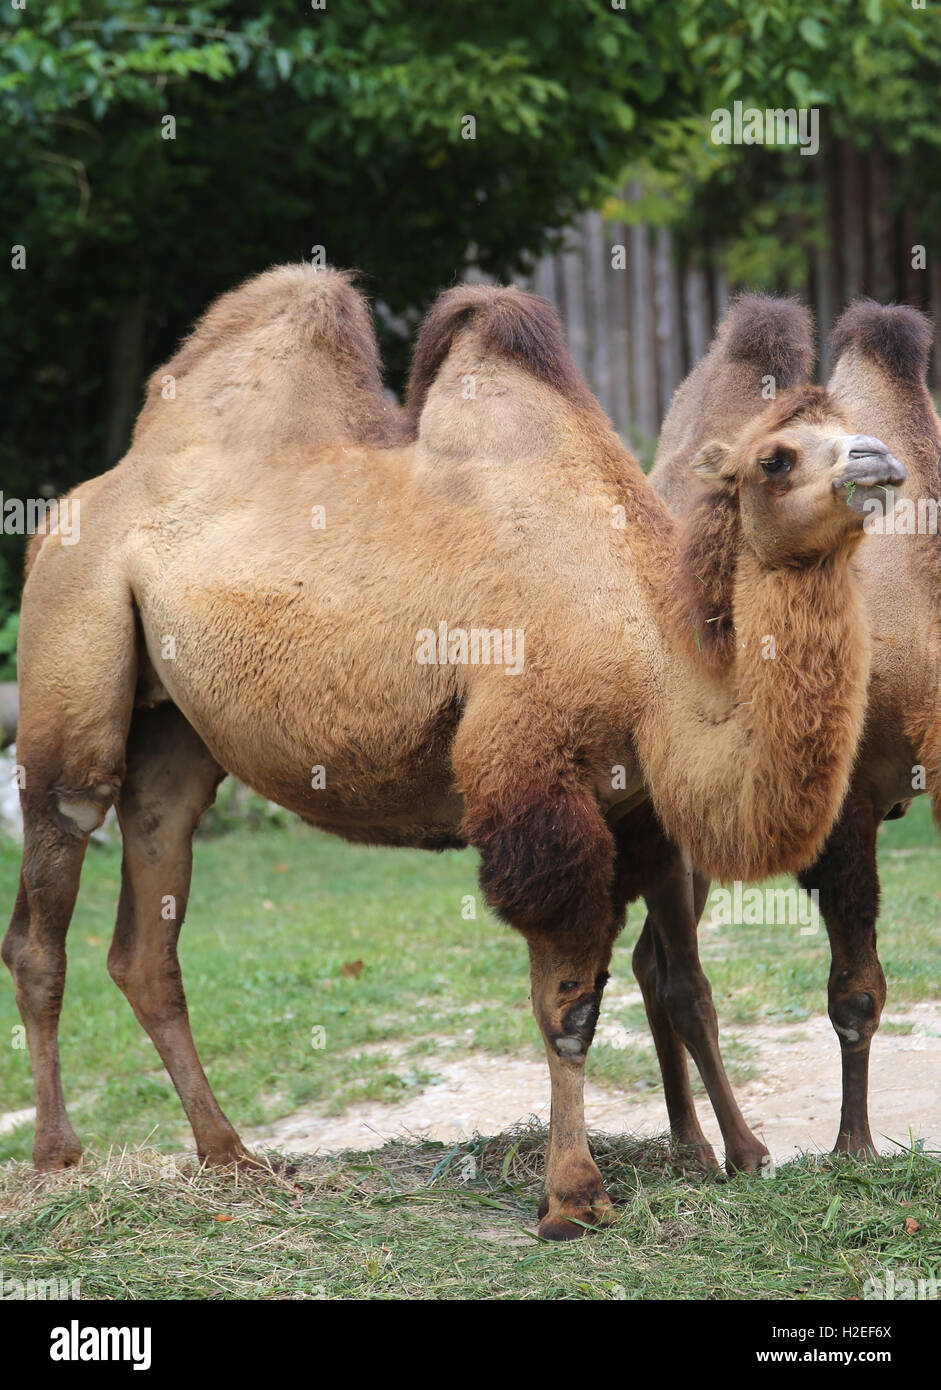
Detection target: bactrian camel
<box><xmin>644</xmin><ymin>293</ymin><xmax>940</xmax><ymax>1164</ymax></box>
<box><xmin>3</xmin><ymin>266</ymin><xmax>904</xmax><ymax>1238</ymax></box>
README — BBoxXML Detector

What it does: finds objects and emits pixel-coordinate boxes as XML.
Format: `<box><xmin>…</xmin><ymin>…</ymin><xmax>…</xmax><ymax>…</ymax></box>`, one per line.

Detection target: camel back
<box><xmin>651</xmin><ymin>294</ymin><xmax>814</xmax><ymax>507</ymax></box>
<box><xmin>132</xmin><ymin>264</ymin><xmax>408</xmax><ymax>456</ymax></box>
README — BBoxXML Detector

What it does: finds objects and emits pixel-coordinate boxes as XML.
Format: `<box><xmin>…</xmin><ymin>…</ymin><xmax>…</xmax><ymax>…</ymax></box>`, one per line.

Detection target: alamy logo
<box><xmin>0</xmin><ymin>494</ymin><xmax>80</xmax><ymax>544</ymax></box>
<box><xmin>707</xmin><ymin>882</ymin><xmax>819</xmax><ymax>931</ymax></box>
<box><xmin>863</xmin><ymin>495</ymin><xmax>940</xmax><ymax>535</ymax></box>
<box><xmin>711</xmin><ymin>101</ymin><xmax>819</xmax><ymax>157</ymax></box>
<box><xmin>862</xmin><ymin>1270</ymin><xmax>939</xmax><ymax>1301</ymax></box>
<box><xmin>416</xmin><ymin>622</ymin><xmax>525</xmax><ymax>676</ymax></box>
<box><xmin>49</xmin><ymin>1320</ymin><xmax>152</xmax><ymax>1371</ymax></box>
<box><xmin>0</xmin><ymin>1271</ymin><xmax>81</xmax><ymax>1300</ymax></box>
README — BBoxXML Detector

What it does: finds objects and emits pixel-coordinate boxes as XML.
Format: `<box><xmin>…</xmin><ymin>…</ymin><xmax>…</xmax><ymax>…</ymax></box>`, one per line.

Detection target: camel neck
<box><xmin>634</xmin><ymin>543</ymin><xmax>870</xmax><ymax>883</ymax></box>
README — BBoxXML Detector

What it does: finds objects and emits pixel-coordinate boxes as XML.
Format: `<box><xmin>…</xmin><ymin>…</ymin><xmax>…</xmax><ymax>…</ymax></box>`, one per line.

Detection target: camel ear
<box><xmin>689</xmin><ymin>441</ymin><xmax>734</xmax><ymax>490</ymax></box>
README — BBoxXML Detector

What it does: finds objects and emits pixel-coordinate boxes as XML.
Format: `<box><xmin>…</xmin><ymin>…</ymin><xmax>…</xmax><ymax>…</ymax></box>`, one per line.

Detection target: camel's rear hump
<box><xmin>132</xmin><ymin>264</ymin><xmax>408</xmax><ymax>457</ymax></box>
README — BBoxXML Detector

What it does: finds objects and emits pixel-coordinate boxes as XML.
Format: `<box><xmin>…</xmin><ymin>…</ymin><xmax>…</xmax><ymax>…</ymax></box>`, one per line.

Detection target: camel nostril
<box><xmin>836</xmin><ymin>436</ymin><xmax>907</xmax><ymax>491</ymax></box>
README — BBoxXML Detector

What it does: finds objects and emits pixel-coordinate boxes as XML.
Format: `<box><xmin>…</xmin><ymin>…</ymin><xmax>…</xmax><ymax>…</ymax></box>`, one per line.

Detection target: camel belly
<box><xmin>131</xmin><ymin>571</ymin><xmax>467</xmax><ymax>845</ymax></box>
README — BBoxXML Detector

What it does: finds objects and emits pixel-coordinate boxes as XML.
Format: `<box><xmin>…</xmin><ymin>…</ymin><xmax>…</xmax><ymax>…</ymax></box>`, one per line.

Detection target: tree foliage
<box><xmin>1</xmin><ymin>0</ymin><xmax>939</xmax><ymax>641</ymax></box>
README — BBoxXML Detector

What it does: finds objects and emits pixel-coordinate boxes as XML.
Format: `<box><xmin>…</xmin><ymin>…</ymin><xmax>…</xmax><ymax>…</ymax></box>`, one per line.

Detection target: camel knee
<box><xmin>530</xmin><ymin>967</ymin><xmax>610</xmax><ymax>1064</ymax></box>
<box><xmin>546</xmin><ymin>977</ymin><xmax>609</xmax><ymax>1061</ymax></box>
<box><xmin>7</xmin><ymin>940</ymin><xmax>66</xmax><ymax>1017</ymax></box>
<box><xmin>108</xmin><ymin>938</ymin><xmax>185</xmax><ymax>1022</ymax></box>
<box><xmin>829</xmin><ymin>965</ymin><xmax>885</xmax><ymax>1049</ymax></box>
<box><xmin>106</xmin><ymin>939</ymin><xmax>131</xmax><ymax>994</ymax></box>
<box><xmin>658</xmin><ymin>973</ymin><xmax>716</xmax><ymax>1045</ymax></box>
<box><xmin>1</xmin><ymin>921</ymin><xmax>20</xmax><ymax>974</ymax></box>
<box><xmin>49</xmin><ymin>777</ymin><xmax>119</xmax><ymax>837</ymax></box>
<box><xmin>106</xmin><ymin>943</ymin><xmax>151</xmax><ymax>999</ymax></box>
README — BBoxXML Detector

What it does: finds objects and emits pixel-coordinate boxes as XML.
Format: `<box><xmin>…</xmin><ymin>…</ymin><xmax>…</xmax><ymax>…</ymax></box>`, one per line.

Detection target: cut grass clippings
<box><xmin>0</xmin><ymin>1125</ymin><xmax>938</xmax><ymax>1300</ymax></box>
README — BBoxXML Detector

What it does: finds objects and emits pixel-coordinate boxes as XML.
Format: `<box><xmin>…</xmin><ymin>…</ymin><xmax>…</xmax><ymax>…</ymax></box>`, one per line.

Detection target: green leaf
<box><xmin>785</xmin><ymin>67</ymin><xmax>811</xmax><ymax>105</ymax></box>
<box><xmin>798</xmin><ymin>17</ymin><xmax>827</xmax><ymax>50</ymax></box>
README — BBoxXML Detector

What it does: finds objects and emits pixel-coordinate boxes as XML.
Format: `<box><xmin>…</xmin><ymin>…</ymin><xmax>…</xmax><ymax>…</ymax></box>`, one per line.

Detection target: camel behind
<box><xmin>638</xmin><ymin>293</ymin><xmax>941</xmax><ymax>1176</ymax></box>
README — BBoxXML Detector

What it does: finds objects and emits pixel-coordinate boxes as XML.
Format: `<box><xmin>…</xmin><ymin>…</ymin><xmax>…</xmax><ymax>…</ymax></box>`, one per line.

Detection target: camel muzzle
<box><xmin>833</xmin><ymin>436</ymin><xmax>906</xmax><ymax>512</ymax></box>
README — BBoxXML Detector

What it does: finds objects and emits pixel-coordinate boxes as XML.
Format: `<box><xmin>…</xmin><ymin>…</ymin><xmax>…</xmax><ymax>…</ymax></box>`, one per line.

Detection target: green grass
<box><xmin>0</xmin><ymin>797</ymin><xmax>938</xmax><ymax>1163</ymax></box>
<box><xmin>0</xmin><ymin>1130</ymin><xmax>937</xmax><ymax>1300</ymax></box>
<box><xmin>1</xmin><ymin>796</ymin><xmax>938</xmax><ymax>1300</ymax></box>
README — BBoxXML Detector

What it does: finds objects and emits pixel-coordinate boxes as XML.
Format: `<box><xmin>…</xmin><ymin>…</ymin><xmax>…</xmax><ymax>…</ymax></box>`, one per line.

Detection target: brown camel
<box><xmin>644</xmin><ymin>293</ymin><xmax>940</xmax><ymax>1163</ymax></box>
<box><xmin>3</xmin><ymin>266</ymin><xmax>902</xmax><ymax>1239</ymax></box>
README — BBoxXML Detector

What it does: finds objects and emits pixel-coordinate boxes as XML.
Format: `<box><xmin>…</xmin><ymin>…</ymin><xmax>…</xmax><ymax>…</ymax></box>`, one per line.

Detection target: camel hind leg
<box><xmin>3</xmin><ymin>847</ymin><xmax>93</xmax><ymax>1169</ymax></box>
<box><xmin>797</xmin><ymin>791</ymin><xmax>884</xmax><ymax>1157</ymax></box>
<box><xmin>107</xmin><ymin>703</ymin><xmax>253</xmax><ymax>1166</ymax></box>
<box><xmin>3</xmin><ymin>564</ymin><xmax>135</xmax><ymax>1169</ymax></box>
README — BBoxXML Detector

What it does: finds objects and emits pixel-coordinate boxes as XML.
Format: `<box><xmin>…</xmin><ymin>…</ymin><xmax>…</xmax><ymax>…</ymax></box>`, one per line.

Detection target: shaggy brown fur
<box><xmin>405</xmin><ymin>283</ymin><xmax>605</xmax><ymax>428</ymax></box>
<box><xmin>464</xmin><ymin>784</ymin><xmax>616</xmax><ymax>945</ymax></box>
<box><xmin>664</xmin><ymin>490</ymin><xmax>740</xmax><ymax>665</ymax></box>
<box><xmin>830</xmin><ymin>298</ymin><xmax>932</xmax><ymax>383</ymax></box>
<box><xmin>4</xmin><ymin>269</ymin><xmax>890</xmax><ymax>1240</ymax></box>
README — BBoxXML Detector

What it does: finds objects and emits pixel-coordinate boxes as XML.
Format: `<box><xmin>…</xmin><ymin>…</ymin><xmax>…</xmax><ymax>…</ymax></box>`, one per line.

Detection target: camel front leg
<box><xmin>529</xmin><ymin>937</ymin><xmax>616</xmax><ymax>1240</ymax></box>
<box><xmin>631</xmin><ymin>916</ymin><xmax>719</xmax><ymax>1170</ymax></box>
<box><xmin>456</xmin><ymin>703</ymin><xmax>621</xmax><ymax>1237</ymax></box>
<box><xmin>642</xmin><ymin>854</ymin><xmax>770</xmax><ymax>1175</ymax></box>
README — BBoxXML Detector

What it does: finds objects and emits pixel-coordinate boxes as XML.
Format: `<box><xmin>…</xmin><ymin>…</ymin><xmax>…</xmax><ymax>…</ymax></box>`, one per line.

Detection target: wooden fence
<box><xmin>521</xmin><ymin>144</ymin><xmax>941</xmax><ymax>453</ymax></box>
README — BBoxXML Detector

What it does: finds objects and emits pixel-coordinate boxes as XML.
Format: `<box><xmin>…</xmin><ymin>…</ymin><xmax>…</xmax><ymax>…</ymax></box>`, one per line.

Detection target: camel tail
<box><xmin>719</xmin><ymin>293</ymin><xmax>814</xmax><ymax>384</ymax></box>
<box><xmin>406</xmin><ymin>283</ymin><xmax>602</xmax><ymax>425</ymax></box>
<box><xmin>830</xmin><ymin>299</ymin><xmax>933</xmax><ymax>385</ymax></box>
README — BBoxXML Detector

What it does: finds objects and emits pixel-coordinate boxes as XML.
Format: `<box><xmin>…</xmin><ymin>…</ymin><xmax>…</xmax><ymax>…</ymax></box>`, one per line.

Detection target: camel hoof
<box><xmin>33</xmin><ymin>1138</ymin><xmax>83</xmax><ymax>1172</ymax></box>
<box><xmin>199</xmin><ymin>1145</ymin><xmax>265</xmax><ymax>1172</ymax></box>
<box><xmin>833</xmin><ymin>1132</ymin><xmax>878</xmax><ymax>1160</ymax></box>
<box><xmin>725</xmin><ymin>1144</ymin><xmax>771</xmax><ymax>1176</ymax></box>
<box><xmin>536</xmin><ymin>1192</ymin><xmax>616</xmax><ymax>1241</ymax></box>
<box><xmin>680</xmin><ymin>1141</ymin><xmax>721</xmax><ymax>1173</ymax></box>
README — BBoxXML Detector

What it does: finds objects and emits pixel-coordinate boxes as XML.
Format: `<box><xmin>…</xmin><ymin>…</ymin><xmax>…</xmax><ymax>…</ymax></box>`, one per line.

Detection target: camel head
<box><xmin>689</xmin><ymin>386</ymin><xmax>906</xmax><ymax>567</ymax></box>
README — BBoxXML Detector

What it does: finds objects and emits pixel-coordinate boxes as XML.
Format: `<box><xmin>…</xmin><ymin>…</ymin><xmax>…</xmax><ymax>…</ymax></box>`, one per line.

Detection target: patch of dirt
<box><xmin>245</xmin><ymin>1002</ymin><xmax>941</xmax><ymax>1164</ymax></box>
<box><xmin>0</xmin><ymin>1106</ymin><xmax>36</xmax><ymax>1138</ymax></box>
<box><xmin>4</xmin><ymin>1005</ymin><xmax>938</xmax><ymax>1165</ymax></box>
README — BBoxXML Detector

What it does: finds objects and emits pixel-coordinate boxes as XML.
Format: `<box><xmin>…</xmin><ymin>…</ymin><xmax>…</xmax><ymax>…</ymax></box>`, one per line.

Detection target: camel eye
<box><xmin>759</xmin><ymin>447</ymin><xmax>795</xmax><ymax>477</ymax></box>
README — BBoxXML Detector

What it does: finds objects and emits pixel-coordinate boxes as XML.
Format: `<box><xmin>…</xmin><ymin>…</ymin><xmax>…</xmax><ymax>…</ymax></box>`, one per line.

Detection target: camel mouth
<box><xmin>832</xmin><ymin>438</ymin><xmax>906</xmax><ymax>512</ymax></box>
